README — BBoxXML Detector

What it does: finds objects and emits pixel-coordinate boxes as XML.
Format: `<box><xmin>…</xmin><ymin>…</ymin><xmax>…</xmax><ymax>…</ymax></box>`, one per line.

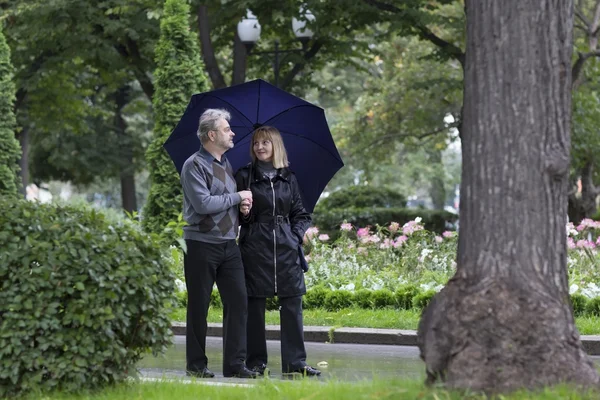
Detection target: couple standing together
<box><xmin>180</xmin><ymin>108</ymin><xmax>321</xmax><ymax>378</ymax></box>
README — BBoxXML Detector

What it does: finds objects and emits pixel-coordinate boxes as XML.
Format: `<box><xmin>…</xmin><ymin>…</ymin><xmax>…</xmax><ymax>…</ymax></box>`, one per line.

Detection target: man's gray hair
<box><xmin>198</xmin><ymin>108</ymin><xmax>231</xmax><ymax>143</ymax></box>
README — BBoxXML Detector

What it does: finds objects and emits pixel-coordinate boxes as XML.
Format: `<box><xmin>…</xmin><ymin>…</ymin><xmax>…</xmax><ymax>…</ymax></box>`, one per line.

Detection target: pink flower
<box><xmin>435</xmin><ymin>236</ymin><xmax>443</xmax><ymax>243</ymax></box>
<box><xmin>442</xmin><ymin>231</ymin><xmax>455</xmax><ymax>238</ymax></box>
<box><xmin>393</xmin><ymin>235</ymin><xmax>408</xmax><ymax>248</ymax></box>
<box><xmin>388</xmin><ymin>222</ymin><xmax>400</xmax><ymax>233</ymax></box>
<box><xmin>357</xmin><ymin>247</ymin><xmax>367</xmax><ymax>255</ymax></box>
<box><xmin>402</xmin><ymin>220</ymin><xmax>424</xmax><ymax>236</ymax></box>
<box><xmin>304</xmin><ymin>255</ymin><xmax>311</xmax><ymax>262</ymax></box>
<box><xmin>340</xmin><ymin>222</ymin><xmax>353</xmax><ymax>231</ymax></box>
<box><xmin>357</xmin><ymin>227</ymin><xmax>370</xmax><ymax>238</ymax></box>
<box><xmin>305</xmin><ymin>227</ymin><xmax>319</xmax><ymax>240</ymax></box>
<box><xmin>380</xmin><ymin>238</ymin><xmax>392</xmax><ymax>249</ymax></box>
<box><xmin>318</xmin><ymin>234</ymin><xmax>330</xmax><ymax>241</ymax></box>
<box><xmin>568</xmin><ymin>238</ymin><xmax>576</xmax><ymax>248</ymax></box>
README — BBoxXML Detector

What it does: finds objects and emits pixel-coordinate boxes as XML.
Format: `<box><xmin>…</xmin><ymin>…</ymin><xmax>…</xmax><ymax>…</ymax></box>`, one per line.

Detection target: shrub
<box><xmin>176</xmin><ymin>291</ymin><xmax>188</xmax><ymax>308</ymax></box>
<box><xmin>266</xmin><ymin>297</ymin><xmax>279</xmax><ymax>311</ymax></box>
<box><xmin>395</xmin><ymin>284</ymin><xmax>421</xmax><ymax>310</ymax></box>
<box><xmin>570</xmin><ymin>293</ymin><xmax>587</xmax><ymax>317</ymax></box>
<box><xmin>210</xmin><ymin>289</ymin><xmax>222</xmax><ymax>309</ymax></box>
<box><xmin>303</xmin><ymin>286</ymin><xmax>329</xmax><ymax>310</ymax></box>
<box><xmin>353</xmin><ymin>289</ymin><xmax>373</xmax><ymax>309</ymax></box>
<box><xmin>324</xmin><ymin>290</ymin><xmax>353</xmax><ymax>311</ymax></box>
<box><xmin>0</xmin><ymin>199</ymin><xmax>176</xmax><ymax>397</ymax></box>
<box><xmin>371</xmin><ymin>289</ymin><xmax>395</xmax><ymax>309</ymax></box>
<box><xmin>585</xmin><ymin>297</ymin><xmax>600</xmax><ymax>317</ymax></box>
<box><xmin>142</xmin><ymin>0</ymin><xmax>209</xmax><ymax>235</ymax></box>
<box><xmin>413</xmin><ymin>290</ymin><xmax>437</xmax><ymax>310</ymax></box>
<box><xmin>317</xmin><ymin>185</ymin><xmax>407</xmax><ymax>210</ymax></box>
<box><xmin>0</xmin><ymin>25</ymin><xmax>22</xmax><ymax>196</ymax></box>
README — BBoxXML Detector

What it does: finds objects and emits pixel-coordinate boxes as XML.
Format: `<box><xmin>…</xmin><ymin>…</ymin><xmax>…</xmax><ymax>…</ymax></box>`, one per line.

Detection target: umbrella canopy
<box><xmin>164</xmin><ymin>79</ymin><xmax>344</xmax><ymax>212</ymax></box>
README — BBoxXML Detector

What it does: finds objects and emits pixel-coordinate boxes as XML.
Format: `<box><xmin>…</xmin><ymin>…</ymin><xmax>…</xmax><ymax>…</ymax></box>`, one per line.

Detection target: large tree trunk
<box><xmin>115</xmin><ymin>86</ymin><xmax>137</xmax><ymax>213</ymax></box>
<box><xmin>417</xmin><ymin>0</ymin><xmax>599</xmax><ymax>393</ymax></box>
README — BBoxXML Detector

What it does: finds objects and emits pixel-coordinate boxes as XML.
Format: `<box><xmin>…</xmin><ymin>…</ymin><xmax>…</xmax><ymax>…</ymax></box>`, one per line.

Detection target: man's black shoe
<box><xmin>186</xmin><ymin>367</ymin><xmax>215</xmax><ymax>378</ymax></box>
<box><xmin>224</xmin><ymin>366</ymin><xmax>259</xmax><ymax>379</ymax></box>
<box><xmin>287</xmin><ymin>365</ymin><xmax>321</xmax><ymax>377</ymax></box>
<box><xmin>250</xmin><ymin>363</ymin><xmax>270</xmax><ymax>376</ymax></box>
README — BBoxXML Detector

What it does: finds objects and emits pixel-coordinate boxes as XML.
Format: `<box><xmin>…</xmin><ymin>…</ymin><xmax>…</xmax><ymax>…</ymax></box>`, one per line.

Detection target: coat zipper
<box><xmin>271</xmin><ymin>179</ymin><xmax>277</xmax><ymax>294</ymax></box>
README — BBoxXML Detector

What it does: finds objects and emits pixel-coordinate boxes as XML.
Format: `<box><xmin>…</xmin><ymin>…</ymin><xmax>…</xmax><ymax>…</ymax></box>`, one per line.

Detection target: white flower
<box><xmin>414</xmin><ymin>217</ymin><xmax>422</xmax><ymax>223</ymax></box>
<box><xmin>569</xmin><ymin>284</ymin><xmax>579</xmax><ymax>295</ymax></box>
<box><xmin>175</xmin><ymin>279</ymin><xmax>186</xmax><ymax>292</ymax></box>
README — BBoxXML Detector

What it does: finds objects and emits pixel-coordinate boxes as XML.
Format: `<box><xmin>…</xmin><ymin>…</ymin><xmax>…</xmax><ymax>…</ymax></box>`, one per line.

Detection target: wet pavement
<box><xmin>138</xmin><ymin>336</ymin><xmax>425</xmax><ymax>382</ymax></box>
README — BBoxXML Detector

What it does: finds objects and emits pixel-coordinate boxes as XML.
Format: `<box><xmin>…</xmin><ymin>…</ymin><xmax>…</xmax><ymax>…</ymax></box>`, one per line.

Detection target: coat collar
<box><xmin>247</xmin><ymin>162</ymin><xmax>291</xmax><ymax>183</ymax></box>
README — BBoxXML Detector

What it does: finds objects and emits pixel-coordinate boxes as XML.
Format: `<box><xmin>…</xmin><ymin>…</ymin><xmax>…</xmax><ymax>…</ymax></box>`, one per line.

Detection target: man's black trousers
<box><xmin>184</xmin><ymin>239</ymin><xmax>248</xmax><ymax>375</ymax></box>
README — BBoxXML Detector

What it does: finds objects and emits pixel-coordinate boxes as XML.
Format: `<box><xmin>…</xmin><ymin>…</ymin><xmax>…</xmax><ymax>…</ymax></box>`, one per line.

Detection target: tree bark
<box><xmin>417</xmin><ymin>0</ymin><xmax>599</xmax><ymax>393</ymax></box>
<box><xmin>115</xmin><ymin>86</ymin><xmax>137</xmax><ymax>213</ymax></box>
<box><xmin>197</xmin><ymin>4</ymin><xmax>227</xmax><ymax>89</ymax></box>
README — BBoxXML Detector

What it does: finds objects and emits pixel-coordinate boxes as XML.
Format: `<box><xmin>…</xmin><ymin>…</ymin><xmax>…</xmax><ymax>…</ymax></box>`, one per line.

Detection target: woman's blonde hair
<box><xmin>250</xmin><ymin>126</ymin><xmax>289</xmax><ymax>169</ymax></box>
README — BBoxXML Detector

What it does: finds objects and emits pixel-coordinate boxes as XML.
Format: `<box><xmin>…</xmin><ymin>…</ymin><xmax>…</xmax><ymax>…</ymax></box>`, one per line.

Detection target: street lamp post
<box><xmin>237</xmin><ymin>10</ymin><xmax>315</xmax><ymax>88</ymax></box>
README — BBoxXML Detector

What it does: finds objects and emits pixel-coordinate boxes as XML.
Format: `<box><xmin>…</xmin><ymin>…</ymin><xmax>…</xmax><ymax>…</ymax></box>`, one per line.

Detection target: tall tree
<box><xmin>0</xmin><ymin>23</ymin><xmax>21</xmax><ymax>196</ymax></box>
<box><xmin>142</xmin><ymin>0</ymin><xmax>208</xmax><ymax>234</ymax></box>
<box><xmin>418</xmin><ymin>0</ymin><xmax>599</xmax><ymax>392</ymax></box>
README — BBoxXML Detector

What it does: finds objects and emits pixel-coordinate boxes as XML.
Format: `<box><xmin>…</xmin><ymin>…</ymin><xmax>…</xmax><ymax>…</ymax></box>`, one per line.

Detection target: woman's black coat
<box><xmin>235</xmin><ymin>163</ymin><xmax>311</xmax><ymax>298</ymax></box>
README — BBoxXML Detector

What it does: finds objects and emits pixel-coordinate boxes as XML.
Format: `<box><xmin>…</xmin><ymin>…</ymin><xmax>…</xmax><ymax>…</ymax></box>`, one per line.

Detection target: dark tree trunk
<box><xmin>427</xmin><ymin>149</ymin><xmax>446</xmax><ymax>210</ymax></box>
<box><xmin>17</xmin><ymin>126</ymin><xmax>29</xmax><ymax>197</ymax></box>
<box><xmin>197</xmin><ymin>4</ymin><xmax>227</xmax><ymax>89</ymax></box>
<box><xmin>115</xmin><ymin>86</ymin><xmax>137</xmax><ymax>213</ymax></box>
<box><xmin>417</xmin><ymin>0</ymin><xmax>599</xmax><ymax>393</ymax></box>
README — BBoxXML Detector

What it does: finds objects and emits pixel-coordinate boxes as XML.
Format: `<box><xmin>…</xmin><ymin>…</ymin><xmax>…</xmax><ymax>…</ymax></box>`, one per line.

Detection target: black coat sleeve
<box><xmin>288</xmin><ymin>173</ymin><xmax>311</xmax><ymax>243</ymax></box>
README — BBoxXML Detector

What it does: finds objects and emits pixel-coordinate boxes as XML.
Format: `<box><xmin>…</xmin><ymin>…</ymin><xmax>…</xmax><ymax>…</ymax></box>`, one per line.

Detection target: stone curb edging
<box><xmin>170</xmin><ymin>323</ymin><xmax>600</xmax><ymax>356</ymax></box>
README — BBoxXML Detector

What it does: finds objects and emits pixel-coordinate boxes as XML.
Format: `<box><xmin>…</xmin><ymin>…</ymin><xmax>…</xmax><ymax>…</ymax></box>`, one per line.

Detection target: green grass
<box><xmin>19</xmin><ymin>379</ymin><xmax>600</xmax><ymax>400</ymax></box>
<box><xmin>171</xmin><ymin>307</ymin><xmax>600</xmax><ymax>334</ymax></box>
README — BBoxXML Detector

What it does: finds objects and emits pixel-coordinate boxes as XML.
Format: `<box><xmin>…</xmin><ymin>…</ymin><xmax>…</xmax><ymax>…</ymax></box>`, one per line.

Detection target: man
<box><xmin>180</xmin><ymin>108</ymin><xmax>257</xmax><ymax>378</ymax></box>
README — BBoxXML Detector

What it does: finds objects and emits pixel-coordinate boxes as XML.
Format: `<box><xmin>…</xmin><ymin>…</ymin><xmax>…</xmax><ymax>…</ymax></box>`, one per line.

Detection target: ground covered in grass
<box><xmin>170</xmin><ymin>307</ymin><xmax>600</xmax><ymax>334</ymax></box>
<box><xmin>21</xmin><ymin>378</ymin><xmax>600</xmax><ymax>400</ymax></box>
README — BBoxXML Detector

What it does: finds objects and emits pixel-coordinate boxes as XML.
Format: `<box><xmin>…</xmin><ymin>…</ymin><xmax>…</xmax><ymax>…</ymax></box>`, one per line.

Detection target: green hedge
<box><xmin>0</xmin><ymin>199</ymin><xmax>176</xmax><ymax>397</ymax></box>
<box><xmin>317</xmin><ymin>185</ymin><xmax>407</xmax><ymax>210</ymax></box>
<box><xmin>312</xmin><ymin>207</ymin><xmax>458</xmax><ymax>239</ymax></box>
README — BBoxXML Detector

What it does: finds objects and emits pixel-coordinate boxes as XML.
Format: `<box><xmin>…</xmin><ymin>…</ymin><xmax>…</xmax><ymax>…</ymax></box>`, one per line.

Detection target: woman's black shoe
<box><xmin>186</xmin><ymin>367</ymin><xmax>215</xmax><ymax>378</ymax></box>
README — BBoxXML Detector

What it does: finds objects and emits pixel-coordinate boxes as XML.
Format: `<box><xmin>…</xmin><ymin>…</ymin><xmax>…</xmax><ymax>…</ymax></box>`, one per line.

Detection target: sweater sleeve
<box><xmin>181</xmin><ymin>161</ymin><xmax>242</xmax><ymax>214</ymax></box>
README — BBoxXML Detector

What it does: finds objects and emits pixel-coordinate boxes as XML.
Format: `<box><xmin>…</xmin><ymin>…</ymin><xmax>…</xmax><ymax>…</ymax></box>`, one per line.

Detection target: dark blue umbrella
<box><xmin>164</xmin><ymin>79</ymin><xmax>344</xmax><ymax>212</ymax></box>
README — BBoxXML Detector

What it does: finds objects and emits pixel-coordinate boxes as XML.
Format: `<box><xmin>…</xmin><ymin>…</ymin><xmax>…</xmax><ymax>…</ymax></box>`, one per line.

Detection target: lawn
<box><xmin>170</xmin><ymin>307</ymin><xmax>600</xmax><ymax>334</ymax></box>
<box><xmin>21</xmin><ymin>379</ymin><xmax>600</xmax><ymax>400</ymax></box>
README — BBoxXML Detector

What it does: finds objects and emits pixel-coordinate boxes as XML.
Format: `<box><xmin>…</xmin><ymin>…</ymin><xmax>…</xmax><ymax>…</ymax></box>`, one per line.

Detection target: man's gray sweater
<box><xmin>180</xmin><ymin>147</ymin><xmax>242</xmax><ymax>243</ymax></box>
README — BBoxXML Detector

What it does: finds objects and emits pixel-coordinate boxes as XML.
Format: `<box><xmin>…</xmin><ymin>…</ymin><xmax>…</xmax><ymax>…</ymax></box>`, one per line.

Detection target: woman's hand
<box><xmin>240</xmin><ymin>198</ymin><xmax>252</xmax><ymax>216</ymax></box>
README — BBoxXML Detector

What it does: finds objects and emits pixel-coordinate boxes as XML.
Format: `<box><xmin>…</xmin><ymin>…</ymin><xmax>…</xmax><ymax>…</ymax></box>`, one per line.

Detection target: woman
<box><xmin>234</xmin><ymin>126</ymin><xmax>321</xmax><ymax>377</ymax></box>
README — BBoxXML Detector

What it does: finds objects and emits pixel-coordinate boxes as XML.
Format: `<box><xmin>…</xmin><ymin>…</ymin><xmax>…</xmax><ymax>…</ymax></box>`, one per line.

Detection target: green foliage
<box><xmin>303</xmin><ymin>286</ymin><xmax>329</xmax><ymax>310</ymax></box>
<box><xmin>570</xmin><ymin>293</ymin><xmax>588</xmax><ymax>317</ymax></box>
<box><xmin>353</xmin><ymin>289</ymin><xmax>373</xmax><ymax>309</ymax></box>
<box><xmin>313</xmin><ymin>207</ymin><xmax>457</xmax><ymax>239</ymax></box>
<box><xmin>210</xmin><ymin>289</ymin><xmax>222</xmax><ymax>309</ymax></box>
<box><xmin>324</xmin><ymin>290</ymin><xmax>354</xmax><ymax>311</ymax></box>
<box><xmin>370</xmin><ymin>289</ymin><xmax>395</xmax><ymax>309</ymax></box>
<box><xmin>0</xmin><ymin>25</ymin><xmax>21</xmax><ymax>196</ymax></box>
<box><xmin>143</xmin><ymin>0</ymin><xmax>209</xmax><ymax>234</ymax></box>
<box><xmin>176</xmin><ymin>290</ymin><xmax>187</xmax><ymax>308</ymax></box>
<box><xmin>584</xmin><ymin>297</ymin><xmax>600</xmax><ymax>317</ymax></box>
<box><xmin>266</xmin><ymin>297</ymin><xmax>279</xmax><ymax>311</ymax></box>
<box><xmin>413</xmin><ymin>290</ymin><xmax>436</xmax><ymax>310</ymax></box>
<box><xmin>395</xmin><ymin>284</ymin><xmax>421</xmax><ymax>310</ymax></box>
<box><xmin>317</xmin><ymin>186</ymin><xmax>407</xmax><ymax>210</ymax></box>
<box><xmin>0</xmin><ymin>198</ymin><xmax>175</xmax><ymax>397</ymax></box>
